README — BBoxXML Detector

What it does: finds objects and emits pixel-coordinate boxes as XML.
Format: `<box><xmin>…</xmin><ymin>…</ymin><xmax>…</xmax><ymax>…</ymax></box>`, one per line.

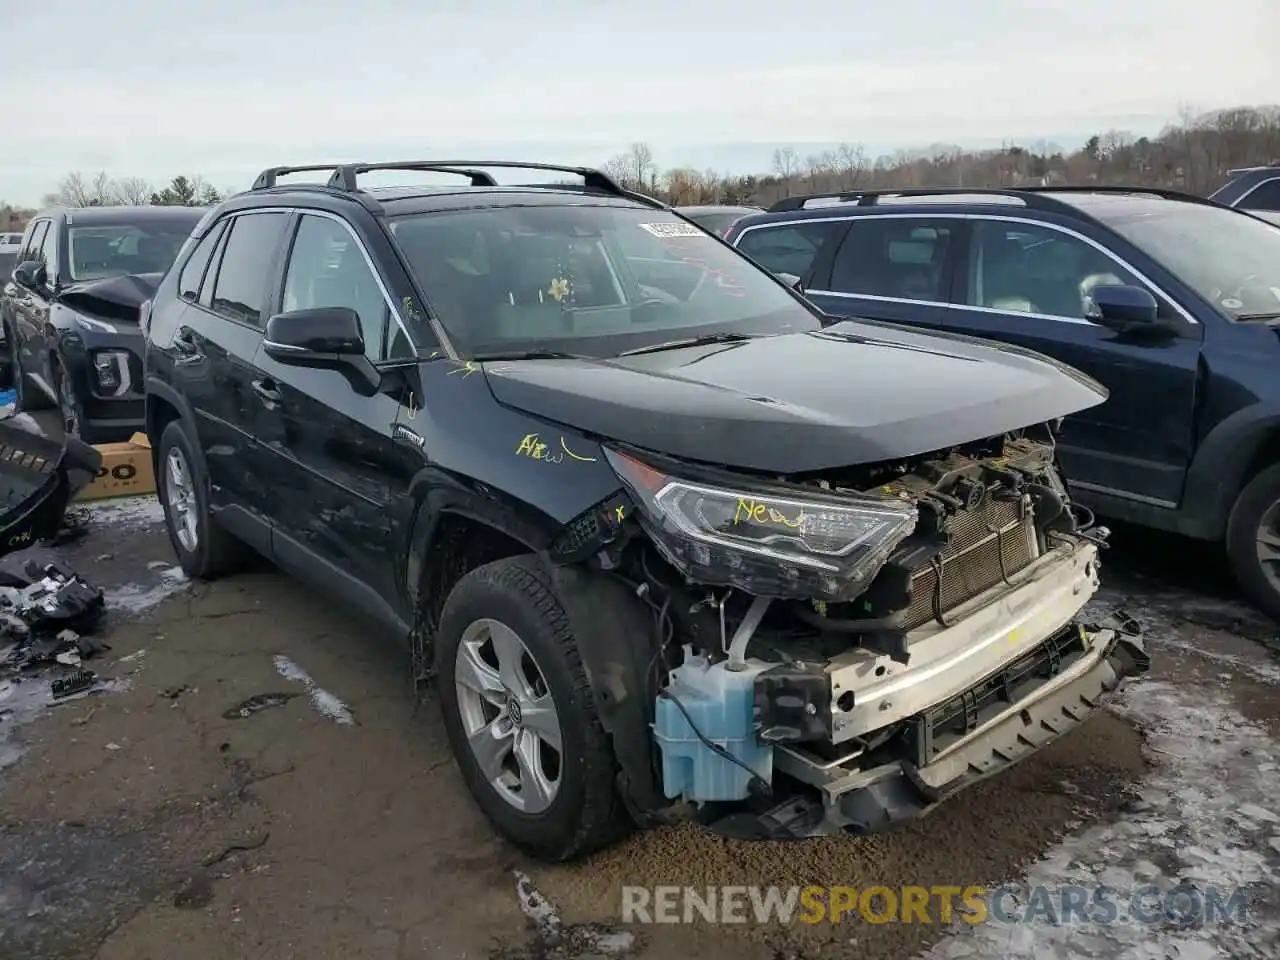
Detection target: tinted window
<box><xmin>1102</xmin><ymin>204</ymin><xmax>1280</xmax><ymax>320</ymax></box>
<box><xmin>736</xmin><ymin>222</ymin><xmax>841</xmax><ymax>278</ymax></box>
<box><xmin>207</xmin><ymin>213</ymin><xmax>287</xmax><ymax>325</ymax></box>
<box><xmin>389</xmin><ymin>206</ymin><xmax>820</xmax><ymax>356</ymax></box>
<box><xmin>964</xmin><ymin>220</ymin><xmax>1144</xmax><ymax>320</ymax></box>
<box><xmin>828</xmin><ymin>217</ymin><xmax>957</xmax><ymax>301</ymax></box>
<box><xmin>282</xmin><ymin>215</ymin><xmax>407</xmax><ymax>360</ymax></box>
<box><xmin>22</xmin><ymin>222</ymin><xmax>48</xmax><ymax>263</ymax></box>
<box><xmin>66</xmin><ymin>219</ymin><xmax>198</xmax><ymax>282</ymax></box>
<box><xmin>178</xmin><ymin>221</ymin><xmax>225</xmax><ymax>301</ymax></box>
<box><xmin>687</xmin><ymin>212</ymin><xmax>744</xmax><ymax>236</ymax></box>
<box><xmin>1242</xmin><ymin>179</ymin><xmax>1280</xmax><ymax>212</ymax></box>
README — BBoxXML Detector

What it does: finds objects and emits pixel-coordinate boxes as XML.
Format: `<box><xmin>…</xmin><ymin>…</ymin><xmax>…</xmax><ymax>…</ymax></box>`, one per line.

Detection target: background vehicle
<box><xmin>0</xmin><ymin>206</ymin><xmax>205</xmax><ymax>442</ymax></box>
<box><xmin>0</xmin><ymin>231</ymin><xmax>22</xmax><ymax>278</ymax></box>
<box><xmin>725</xmin><ymin>187</ymin><xmax>1280</xmax><ymax>618</ymax></box>
<box><xmin>144</xmin><ymin>159</ymin><xmax>1142</xmax><ymax>862</ymax></box>
<box><xmin>1210</xmin><ymin>164</ymin><xmax>1280</xmax><ymax>223</ymax></box>
<box><xmin>674</xmin><ymin>204</ymin><xmax>763</xmax><ymax>236</ymax></box>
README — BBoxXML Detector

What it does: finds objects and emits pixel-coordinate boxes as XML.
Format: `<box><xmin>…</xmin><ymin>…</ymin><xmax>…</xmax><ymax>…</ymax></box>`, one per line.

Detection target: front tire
<box><xmin>156</xmin><ymin>420</ymin><xmax>248</xmax><ymax>579</ymax></box>
<box><xmin>1226</xmin><ymin>463</ymin><xmax>1280</xmax><ymax>621</ymax></box>
<box><xmin>435</xmin><ymin>556</ymin><xmax>629</xmax><ymax>861</ymax></box>
<box><xmin>54</xmin><ymin>358</ymin><xmax>93</xmax><ymax>443</ymax></box>
<box><xmin>7</xmin><ymin>326</ymin><xmax>53</xmax><ymax>413</ymax></box>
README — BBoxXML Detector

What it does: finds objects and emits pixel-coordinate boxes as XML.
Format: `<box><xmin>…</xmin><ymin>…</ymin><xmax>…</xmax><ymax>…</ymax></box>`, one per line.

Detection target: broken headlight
<box><xmin>606</xmin><ymin>448</ymin><xmax>917</xmax><ymax>601</ymax></box>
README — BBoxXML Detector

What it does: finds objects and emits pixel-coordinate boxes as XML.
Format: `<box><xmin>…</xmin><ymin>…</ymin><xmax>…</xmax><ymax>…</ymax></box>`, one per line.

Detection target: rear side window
<box><xmin>827</xmin><ymin>217</ymin><xmax>957</xmax><ymax>302</ymax></box>
<box><xmin>206</xmin><ymin>213</ymin><xmax>288</xmax><ymax>325</ymax></box>
<box><xmin>735</xmin><ymin>222</ymin><xmax>841</xmax><ymax>278</ymax></box>
<box><xmin>178</xmin><ymin>221</ymin><xmax>226</xmax><ymax>301</ymax></box>
<box><xmin>1242</xmin><ymin>179</ymin><xmax>1280</xmax><ymax>212</ymax></box>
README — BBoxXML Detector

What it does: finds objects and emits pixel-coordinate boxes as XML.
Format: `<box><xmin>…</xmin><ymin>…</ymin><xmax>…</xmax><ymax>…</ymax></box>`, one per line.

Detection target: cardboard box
<box><xmin>78</xmin><ymin>432</ymin><xmax>156</xmax><ymax>501</ymax></box>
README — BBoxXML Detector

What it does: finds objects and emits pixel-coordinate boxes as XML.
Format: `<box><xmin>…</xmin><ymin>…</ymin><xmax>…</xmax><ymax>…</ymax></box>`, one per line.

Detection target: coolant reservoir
<box><xmin>652</xmin><ymin>652</ymin><xmax>774</xmax><ymax>803</ymax></box>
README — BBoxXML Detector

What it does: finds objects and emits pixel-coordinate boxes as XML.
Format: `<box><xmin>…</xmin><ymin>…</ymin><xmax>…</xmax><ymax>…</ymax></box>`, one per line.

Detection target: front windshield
<box><xmin>1103</xmin><ymin>204</ymin><xmax>1280</xmax><ymax>319</ymax></box>
<box><xmin>67</xmin><ymin>222</ymin><xmax>196</xmax><ymax>282</ymax></box>
<box><xmin>388</xmin><ymin>205</ymin><xmax>820</xmax><ymax>356</ymax></box>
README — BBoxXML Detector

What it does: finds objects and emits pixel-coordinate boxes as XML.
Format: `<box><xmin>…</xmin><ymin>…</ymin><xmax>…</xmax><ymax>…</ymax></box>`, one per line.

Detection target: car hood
<box><xmin>480</xmin><ymin>320</ymin><xmax>1108</xmax><ymax>474</ymax></box>
<box><xmin>59</xmin><ymin>272</ymin><xmax>163</xmax><ymax>325</ymax></box>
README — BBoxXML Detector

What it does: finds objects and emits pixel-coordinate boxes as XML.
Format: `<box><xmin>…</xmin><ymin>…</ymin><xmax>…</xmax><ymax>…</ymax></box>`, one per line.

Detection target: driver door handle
<box><xmin>251</xmin><ymin>378</ymin><xmax>281</xmax><ymax>404</ymax></box>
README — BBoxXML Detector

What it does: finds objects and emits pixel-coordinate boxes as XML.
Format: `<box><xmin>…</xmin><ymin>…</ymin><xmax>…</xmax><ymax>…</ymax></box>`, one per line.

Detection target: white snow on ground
<box><xmin>514</xmin><ymin>871</ymin><xmax>636</xmax><ymax>956</ymax></box>
<box><xmin>921</xmin><ymin>678</ymin><xmax>1280</xmax><ymax>959</ymax></box>
<box><xmin>84</xmin><ymin>497</ymin><xmax>165</xmax><ymax>529</ymax></box>
<box><xmin>272</xmin><ymin>654</ymin><xmax>356</xmax><ymax>725</ymax></box>
<box><xmin>107</xmin><ymin>566</ymin><xmax>189</xmax><ymax>615</ymax></box>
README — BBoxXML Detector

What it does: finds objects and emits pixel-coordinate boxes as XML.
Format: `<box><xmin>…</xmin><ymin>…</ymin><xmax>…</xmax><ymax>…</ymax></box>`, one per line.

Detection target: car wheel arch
<box><xmin>145</xmin><ymin>378</ymin><xmax>207</xmax><ymax>483</ymax></box>
<box><xmin>1184</xmin><ymin>407</ymin><xmax>1280</xmax><ymax>540</ymax></box>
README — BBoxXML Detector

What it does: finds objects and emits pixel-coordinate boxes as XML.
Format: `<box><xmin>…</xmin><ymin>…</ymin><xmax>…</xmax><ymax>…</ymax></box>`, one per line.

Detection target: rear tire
<box><xmin>156</xmin><ymin>420</ymin><xmax>249</xmax><ymax>579</ymax></box>
<box><xmin>1226</xmin><ymin>463</ymin><xmax>1280</xmax><ymax>621</ymax></box>
<box><xmin>435</xmin><ymin>556</ymin><xmax>629</xmax><ymax>861</ymax></box>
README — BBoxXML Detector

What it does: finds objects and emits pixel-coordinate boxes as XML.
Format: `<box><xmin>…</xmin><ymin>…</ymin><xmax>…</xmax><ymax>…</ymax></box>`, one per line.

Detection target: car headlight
<box><xmin>75</xmin><ymin>313</ymin><xmax>116</xmax><ymax>334</ymax></box>
<box><xmin>605</xmin><ymin>448</ymin><xmax>917</xmax><ymax>601</ymax></box>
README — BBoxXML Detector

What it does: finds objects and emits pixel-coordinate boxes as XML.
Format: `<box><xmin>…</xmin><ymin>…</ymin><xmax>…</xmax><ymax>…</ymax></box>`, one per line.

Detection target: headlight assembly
<box><xmin>605</xmin><ymin>448</ymin><xmax>917</xmax><ymax>601</ymax></box>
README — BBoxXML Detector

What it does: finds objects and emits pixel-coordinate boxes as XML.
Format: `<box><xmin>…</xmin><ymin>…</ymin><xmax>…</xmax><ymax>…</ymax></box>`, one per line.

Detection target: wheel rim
<box><xmin>164</xmin><ymin>446</ymin><xmax>199</xmax><ymax>553</ymax></box>
<box><xmin>58</xmin><ymin>367</ymin><xmax>79</xmax><ymax>437</ymax></box>
<box><xmin>454</xmin><ymin>618</ymin><xmax>563</xmax><ymax>814</ymax></box>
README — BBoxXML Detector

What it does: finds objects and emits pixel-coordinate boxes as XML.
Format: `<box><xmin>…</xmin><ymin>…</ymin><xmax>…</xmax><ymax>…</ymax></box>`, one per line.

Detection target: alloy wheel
<box><xmin>453</xmin><ymin>617</ymin><xmax>563</xmax><ymax>814</ymax></box>
<box><xmin>164</xmin><ymin>446</ymin><xmax>199</xmax><ymax>553</ymax></box>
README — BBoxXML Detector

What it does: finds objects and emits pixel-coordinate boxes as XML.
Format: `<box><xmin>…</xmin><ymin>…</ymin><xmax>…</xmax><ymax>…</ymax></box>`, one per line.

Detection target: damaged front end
<box><xmin>553</xmin><ymin>423</ymin><xmax>1148</xmax><ymax>839</ymax></box>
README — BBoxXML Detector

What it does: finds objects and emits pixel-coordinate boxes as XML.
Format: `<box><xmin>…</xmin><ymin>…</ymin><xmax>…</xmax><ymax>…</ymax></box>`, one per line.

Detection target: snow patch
<box><xmin>85</xmin><ymin>497</ymin><xmax>165</xmax><ymax>529</ymax></box>
<box><xmin>921</xmin><ymin>681</ymin><xmax>1280</xmax><ymax>959</ymax></box>
<box><xmin>271</xmin><ymin>655</ymin><xmax>355</xmax><ymax>725</ymax></box>
<box><xmin>107</xmin><ymin>566</ymin><xmax>189</xmax><ymax>615</ymax></box>
<box><xmin>514</xmin><ymin>871</ymin><xmax>636</xmax><ymax>956</ymax></box>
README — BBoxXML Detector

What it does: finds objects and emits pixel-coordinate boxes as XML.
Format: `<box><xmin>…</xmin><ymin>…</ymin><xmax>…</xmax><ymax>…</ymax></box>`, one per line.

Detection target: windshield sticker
<box><xmin>1221</xmin><ymin>297</ymin><xmax>1244</xmax><ymax>310</ymax></box>
<box><xmin>639</xmin><ymin>221</ymin><xmax>704</xmax><ymax>239</ymax></box>
<box><xmin>548</xmin><ymin>276</ymin><xmax>573</xmax><ymax>303</ymax></box>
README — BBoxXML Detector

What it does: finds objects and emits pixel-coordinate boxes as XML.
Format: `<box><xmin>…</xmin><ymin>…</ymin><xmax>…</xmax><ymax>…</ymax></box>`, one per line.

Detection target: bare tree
<box><xmin>113</xmin><ymin>177</ymin><xmax>153</xmax><ymax>205</ymax></box>
<box><xmin>629</xmin><ymin>142</ymin><xmax>655</xmax><ymax>190</ymax></box>
<box><xmin>771</xmin><ymin>147</ymin><xmax>800</xmax><ymax>186</ymax></box>
<box><xmin>835</xmin><ymin>142</ymin><xmax>867</xmax><ymax>189</ymax></box>
<box><xmin>601</xmin><ymin>153</ymin><xmax>633</xmax><ymax>189</ymax></box>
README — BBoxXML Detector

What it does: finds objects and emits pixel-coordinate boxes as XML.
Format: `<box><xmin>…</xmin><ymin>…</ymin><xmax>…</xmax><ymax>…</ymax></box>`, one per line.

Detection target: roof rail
<box><xmin>1226</xmin><ymin>164</ymin><xmax>1280</xmax><ymax>176</ymax></box>
<box><xmin>767</xmin><ymin>184</ymin><xmax>1218</xmax><ymax>216</ymax></box>
<box><xmin>251</xmin><ymin>160</ymin><xmax>633</xmax><ymax>196</ymax></box>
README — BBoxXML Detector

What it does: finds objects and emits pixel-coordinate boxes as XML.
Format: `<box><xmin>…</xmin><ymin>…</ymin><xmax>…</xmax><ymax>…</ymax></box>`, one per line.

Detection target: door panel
<box><xmin>181</xmin><ymin>212</ymin><xmax>289</xmax><ymax>523</ymax></box>
<box><xmin>804</xmin><ymin>215</ymin><xmax>960</xmax><ymax>333</ymax></box>
<box><xmin>945</xmin><ymin>218</ymin><xmax>1202</xmax><ymax>506</ymax></box>
<box><xmin>255</xmin><ymin>212</ymin><xmax>419</xmax><ymax>620</ymax></box>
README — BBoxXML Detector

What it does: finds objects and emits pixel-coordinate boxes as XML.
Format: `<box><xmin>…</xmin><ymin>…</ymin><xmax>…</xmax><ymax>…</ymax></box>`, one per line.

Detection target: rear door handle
<box><xmin>251</xmin><ymin>378</ymin><xmax>281</xmax><ymax>404</ymax></box>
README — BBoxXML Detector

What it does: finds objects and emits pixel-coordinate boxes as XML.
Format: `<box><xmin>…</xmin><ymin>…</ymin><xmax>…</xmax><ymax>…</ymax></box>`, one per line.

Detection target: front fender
<box><xmin>1182</xmin><ymin>403</ymin><xmax>1280</xmax><ymax>539</ymax></box>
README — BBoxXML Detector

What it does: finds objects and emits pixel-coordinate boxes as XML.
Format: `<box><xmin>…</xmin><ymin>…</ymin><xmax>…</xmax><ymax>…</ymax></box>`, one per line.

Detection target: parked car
<box><xmin>725</xmin><ymin>186</ymin><xmax>1280</xmax><ymax>617</ymax></box>
<box><xmin>674</xmin><ymin>204</ymin><xmax>763</xmax><ymax>236</ymax></box>
<box><xmin>1210</xmin><ymin>164</ymin><xmax>1280</xmax><ymax>223</ymax></box>
<box><xmin>0</xmin><ymin>206</ymin><xmax>207</xmax><ymax>442</ymax></box>
<box><xmin>144</xmin><ymin>160</ymin><xmax>1145</xmax><ymax>861</ymax></box>
<box><xmin>0</xmin><ymin>231</ymin><xmax>22</xmax><ymax>281</ymax></box>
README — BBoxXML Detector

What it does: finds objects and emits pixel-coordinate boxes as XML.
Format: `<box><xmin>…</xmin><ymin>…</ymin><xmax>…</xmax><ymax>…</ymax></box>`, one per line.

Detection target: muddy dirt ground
<box><xmin>1</xmin><ymin>498</ymin><xmax>1279</xmax><ymax>960</ymax></box>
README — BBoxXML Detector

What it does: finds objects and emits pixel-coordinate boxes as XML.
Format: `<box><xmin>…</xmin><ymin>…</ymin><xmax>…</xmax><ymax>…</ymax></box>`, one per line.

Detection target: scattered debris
<box><xmin>512</xmin><ymin>871</ymin><xmax>637</xmax><ymax>957</ymax></box>
<box><xmin>272</xmin><ymin>655</ymin><xmax>355</xmax><ymax>726</ymax></box>
<box><xmin>221</xmin><ymin>692</ymin><xmax>298</xmax><ymax>720</ymax></box>
<box><xmin>50</xmin><ymin>671</ymin><xmax>97</xmax><ymax>700</ymax></box>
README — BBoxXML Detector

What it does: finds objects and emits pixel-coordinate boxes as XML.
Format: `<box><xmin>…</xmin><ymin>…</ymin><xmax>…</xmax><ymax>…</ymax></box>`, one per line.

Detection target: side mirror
<box><xmin>1087</xmin><ymin>284</ymin><xmax>1172</xmax><ymax>336</ymax></box>
<box><xmin>262</xmin><ymin>307</ymin><xmax>380</xmax><ymax>396</ymax></box>
<box><xmin>13</xmin><ymin>260</ymin><xmax>46</xmax><ymax>290</ymax></box>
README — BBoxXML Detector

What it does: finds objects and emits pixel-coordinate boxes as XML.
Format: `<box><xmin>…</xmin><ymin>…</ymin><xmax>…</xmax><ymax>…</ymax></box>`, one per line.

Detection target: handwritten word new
<box><xmin>733</xmin><ymin>498</ymin><xmax>806</xmax><ymax>530</ymax></box>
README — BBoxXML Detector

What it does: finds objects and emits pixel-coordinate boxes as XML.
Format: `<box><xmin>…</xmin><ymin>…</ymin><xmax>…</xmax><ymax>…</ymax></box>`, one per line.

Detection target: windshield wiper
<box><xmin>617</xmin><ymin>332</ymin><xmax>758</xmax><ymax>357</ymax></box>
<box><xmin>1234</xmin><ymin>312</ymin><xmax>1280</xmax><ymax>323</ymax></box>
<box><xmin>468</xmin><ymin>349</ymin><xmax>597</xmax><ymax>361</ymax></box>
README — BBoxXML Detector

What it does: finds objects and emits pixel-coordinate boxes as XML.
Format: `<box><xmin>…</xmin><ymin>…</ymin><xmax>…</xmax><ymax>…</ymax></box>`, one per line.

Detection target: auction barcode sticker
<box><xmin>638</xmin><ymin>222</ymin><xmax>704</xmax><ymax>238</ymax></box>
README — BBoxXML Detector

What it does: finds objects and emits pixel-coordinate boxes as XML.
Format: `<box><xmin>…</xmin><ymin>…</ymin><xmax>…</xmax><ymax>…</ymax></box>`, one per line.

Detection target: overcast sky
<box><xmin>4</xmin><ymin>0</ymin><xmax>1276</xmax><ymax>205</ymax></box>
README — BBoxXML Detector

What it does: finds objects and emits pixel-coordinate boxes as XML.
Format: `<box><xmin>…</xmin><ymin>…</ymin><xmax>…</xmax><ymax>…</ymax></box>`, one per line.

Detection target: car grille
<box><xmin>902</xmin><ymin>497</ymin><xmax>1037</xmax><ymax>631</ymax></box>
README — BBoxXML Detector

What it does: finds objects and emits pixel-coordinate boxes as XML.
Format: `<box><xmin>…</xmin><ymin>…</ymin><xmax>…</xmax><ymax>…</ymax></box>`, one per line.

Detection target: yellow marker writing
<box><xmin>559</xmin><ymin>437</ymin><xmax>597</xmax><ymax>462</ymax></box>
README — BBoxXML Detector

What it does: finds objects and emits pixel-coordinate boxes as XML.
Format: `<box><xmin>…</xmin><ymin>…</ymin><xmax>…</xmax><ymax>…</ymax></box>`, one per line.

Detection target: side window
<box><xmin>1243</xmin><ymin>179</ymin><xmax>1280</xmax><ymax>212</ymax></box>
<box><xmin>178</xmin><ymin>221</ymin><xmax>226</xmax><ymax>301</ymax></box>
<box><xmin>281</xmin><ymin>214</ymin><xmax>399</xmax><ymax>361</ymax></box>
<box><xmin>966</xmin><ymin>220</ymin><xmax>1143</xmax><ymax>321</ymax></box>
<box><xmin>827</xmin><ymin>218</ymin><xmax>957</xmax><ymax>302</ymax></box>
<box><xmin>22</xmin><ymin>221</ymin><xmax>48</xmax><ymax>263</ymax></box>
<box><xmin>206</xmin><ymin>213</ymin><xmax>287</xmax><ymax>326</ymax></box>
<box><xmin>735</xmin><ymin>222</ymin><xmax>841</xmax><ymax>279</ymax></box>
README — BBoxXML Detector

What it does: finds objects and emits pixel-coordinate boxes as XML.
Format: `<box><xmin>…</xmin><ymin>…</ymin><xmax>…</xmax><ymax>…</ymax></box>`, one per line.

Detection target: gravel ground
<box><xmin>0</xmin><ymin>499</ymin><xmax>1277</xmax><ymax>960</ymax></box>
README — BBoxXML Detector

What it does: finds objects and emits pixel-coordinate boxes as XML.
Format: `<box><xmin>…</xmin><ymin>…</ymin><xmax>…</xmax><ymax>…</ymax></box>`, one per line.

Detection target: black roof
<box><xmin>35</xmin><ymin>205</ymin><xmax>210</xmax><ymax>224</ymax></box>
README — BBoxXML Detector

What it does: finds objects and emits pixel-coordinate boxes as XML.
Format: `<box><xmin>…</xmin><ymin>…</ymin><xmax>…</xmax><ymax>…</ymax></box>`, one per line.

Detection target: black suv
<box><xmin>1</xmin><ymin>205</ymin><xmax>206</xmax><ymax>441</ymax></box>
<box><xmin>144</xmin><ymin>161</ymin><xmax>1145</xmax><ymax>861</ymax></box>
<box><xmin>1210</xmin><ymin>164</ymin><xmax>1280</xmax><ymax>225</ymax></box>
<box><xmin>725</xmin><ymin>188</ymin><xmax>1280</xmax><ymax>618</ymax></box>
